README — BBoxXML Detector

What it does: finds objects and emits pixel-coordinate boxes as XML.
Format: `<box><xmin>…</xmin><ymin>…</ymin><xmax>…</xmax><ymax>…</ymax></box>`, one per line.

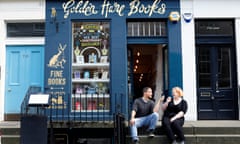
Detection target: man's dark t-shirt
<box><xmin>132</xmin><ymin>98</ymin><xmax>155</xmax><ymax>118</ymax></box>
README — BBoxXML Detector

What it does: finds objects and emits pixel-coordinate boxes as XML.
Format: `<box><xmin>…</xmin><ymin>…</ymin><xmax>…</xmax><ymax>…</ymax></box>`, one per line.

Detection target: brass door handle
<box><xmin>211</xmin><ymin>96</ymin><xmax>215</xmax><ymax>100</ymax></box>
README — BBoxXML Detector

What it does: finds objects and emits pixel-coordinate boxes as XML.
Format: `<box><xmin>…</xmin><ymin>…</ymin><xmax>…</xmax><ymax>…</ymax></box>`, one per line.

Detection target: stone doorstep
<box><xmin>126</xmin><ymin>135</ymin><xmax>240</xmax><ymax>144</ymax></box>
<box><xmin>1</xmin><ymin>137</ymin><xmax>19</xmax><ymax>144</ymax></box>
<box><xmin>1</xmin><ymin>121</ymin><xmax>240</xmax><ymax>136</ymax></box>
<box><xmin>2</xmin><ymin>135</ymin><xmax>240</xmax><ymax>144</ymax></box>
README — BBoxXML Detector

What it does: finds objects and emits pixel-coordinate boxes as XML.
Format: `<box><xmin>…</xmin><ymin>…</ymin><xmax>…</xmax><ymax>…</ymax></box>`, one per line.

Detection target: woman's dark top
<box><xmin>163</xmin><ymin>98</ymin><xmax>188</xmax><ymax>120</ymax></box>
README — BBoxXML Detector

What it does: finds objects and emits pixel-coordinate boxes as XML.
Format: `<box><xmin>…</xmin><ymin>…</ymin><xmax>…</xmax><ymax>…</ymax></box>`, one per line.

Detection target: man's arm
<box><xmin>129</xmin><ymin>110</ymin><xmax>136</xmax><ymax>126</ymax></box>
<box><xmin>130</xmin><ymin>99</ymin><xmax>138</xmax><ymax>126</ymax></box>
<box><xmin>153</xmin><ymin>96</ymin><xmax>165</xmax><ymax>112</ymax></box>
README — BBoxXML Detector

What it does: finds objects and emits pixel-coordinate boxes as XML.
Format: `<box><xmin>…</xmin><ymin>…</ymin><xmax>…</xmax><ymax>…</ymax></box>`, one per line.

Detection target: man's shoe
<box><xmin>133</xmin><ymin>140</ymin><xmax>140</xmax><ymax>144</ymax></box>
<box><xmin>178</xmin><ymin>141</ymin><xmax>185</xmax><ymax>144</ymax></box>
<box><xmin>148</xmin><ymin>130</ymin><xmax>155</xmax><ymax>138</ymax></box>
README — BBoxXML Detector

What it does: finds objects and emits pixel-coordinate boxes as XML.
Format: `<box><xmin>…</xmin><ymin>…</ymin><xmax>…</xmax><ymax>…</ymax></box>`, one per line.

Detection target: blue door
<box><xmin>197</xmin><ymin>45</ymin><xmax>238</xmax><ymax>119</ymax></box>
<box><xmin>5</xmin><ymin>46</ymin><xmax>44</xmax><ymax>114</ymax></box>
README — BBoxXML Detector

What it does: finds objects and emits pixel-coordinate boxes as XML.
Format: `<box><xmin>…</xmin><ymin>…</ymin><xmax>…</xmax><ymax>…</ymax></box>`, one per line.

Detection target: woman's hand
<box><xmin>170</xmin><ymin>117</ymin><xmax>176</xmax><ymax>122</ymax></box>
<box><xmin>162</xmin><ymin>97</ymin><xmax>172</xmax><ymax>111</ymax></box>
<box><xmin>170</xmin><ymin>111</ymin><xmax>185</xmax><ymax>122</ymax></box>
<box><xmin>166</xmin><ymin>97</ymin><xmax>172</xmax><ymax>103</ymax></box>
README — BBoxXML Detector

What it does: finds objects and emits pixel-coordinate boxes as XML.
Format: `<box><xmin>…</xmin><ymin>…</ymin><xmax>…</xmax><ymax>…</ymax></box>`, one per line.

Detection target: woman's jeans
<box><xmin>130</xmin><ymin>112</ymin><xmax>159</xmax><ymax>141</ymax></box>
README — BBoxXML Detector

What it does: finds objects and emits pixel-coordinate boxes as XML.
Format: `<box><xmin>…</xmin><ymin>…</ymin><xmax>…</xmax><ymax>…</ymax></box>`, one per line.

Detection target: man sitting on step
<box><xmin>129</xmin><ymin>87</ymin><xmax>160</xmax><ymax>144</ymax></box>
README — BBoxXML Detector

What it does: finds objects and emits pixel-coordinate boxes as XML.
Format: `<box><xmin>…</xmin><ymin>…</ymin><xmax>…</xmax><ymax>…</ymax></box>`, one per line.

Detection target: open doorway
<box><xmin>128</xmin><ymin>44</ymin><xmax>167</xmax><ymax>102</ymax></box>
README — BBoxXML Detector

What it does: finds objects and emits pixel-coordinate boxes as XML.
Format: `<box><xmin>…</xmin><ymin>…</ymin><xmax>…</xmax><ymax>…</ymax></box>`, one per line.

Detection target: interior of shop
<box><xmin>128</xmin><ymin>44</ymin><xmax>167</xmax><ymax>102</ymax></box>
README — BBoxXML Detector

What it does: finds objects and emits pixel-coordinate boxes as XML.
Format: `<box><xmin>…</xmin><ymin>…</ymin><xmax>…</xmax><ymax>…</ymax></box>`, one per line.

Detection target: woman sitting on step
<box><xmin>158</xmin><ymin>87</ymin><xmax>188</xmax><ymax>144</ymax></box>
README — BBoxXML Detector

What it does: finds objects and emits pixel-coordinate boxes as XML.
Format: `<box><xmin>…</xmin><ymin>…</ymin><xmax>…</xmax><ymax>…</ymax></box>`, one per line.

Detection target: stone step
<box><xmin>1</xmin><ymin>135</ymin><xmax>20</xmax><ymax>144</ymax></box>
<box><xmin>1</xmin><ymin>121</ymin><xmax>240</xmax><ymax>144</ymax></box>
<box><xmin>134</xmin><ymin>126</ymin><xmax>240</xmax><ymax>135</ymax></box>
<box><xmin>128</xmin><ymin>121</ymin><xmax>240</xmax><ymax>135</ymax></box>
<box><xmin>126</xmin><ymin>121</ymin><xmax>240</xmax><ymax>144</ymax></box>
<box><xmin>126</xmin><ymin>135</ymin><xmax>240</xmax><ymax>144</ymax></box>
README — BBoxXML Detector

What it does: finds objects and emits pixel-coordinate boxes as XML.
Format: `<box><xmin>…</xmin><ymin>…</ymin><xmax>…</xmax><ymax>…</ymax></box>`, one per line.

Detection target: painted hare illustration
<box><xmin>48</xmin><ymin>44</ymin><xmax>67</xmax><ymax>68</ymax></box>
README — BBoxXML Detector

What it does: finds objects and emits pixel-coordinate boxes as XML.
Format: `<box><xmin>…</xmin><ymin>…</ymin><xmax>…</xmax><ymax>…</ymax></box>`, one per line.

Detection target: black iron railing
<box><xmin>114</xmin><ymin>113</ymin><xmax>126</xmax><ymax>144</ymax></box>
<box><xmin>21</xmin><ymin>86</ymin><xmax>127</xmax><ymax>144</ymax></box>
<box><xmin>21</xmin><ymin>86</ymin><xmax>42</xmax><ymax>116</ymax></box>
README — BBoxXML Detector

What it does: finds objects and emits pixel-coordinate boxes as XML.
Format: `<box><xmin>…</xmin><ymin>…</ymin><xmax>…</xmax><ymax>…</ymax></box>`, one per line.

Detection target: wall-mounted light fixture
<box><xmin>169</xmin><ymin>11</ymin><xmax>181</xmax><ymax>23</ymax></box>
<box><xmin>50</xmin><ymin>7</ymin><xmax>59</xmax><ymax>33</ymax></box>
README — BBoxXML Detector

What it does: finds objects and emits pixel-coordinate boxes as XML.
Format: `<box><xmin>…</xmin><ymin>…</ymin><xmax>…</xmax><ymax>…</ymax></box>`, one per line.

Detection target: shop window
<box><xmin>71</xmin><ymin>22</ymin><xmax>110</xmax><ymax>112</ymax></box>
<box><xmin>195</xmin><ymin>20</ymin><xmax>233</xmax><ymax>36</ymax></box>
<box><xmin>7</xmin><ymin>22</ymin><xmax>45</xmax><ymax>37</ymax></box>
<box><xmin>127</xmin><ymin>21</ymin><xmax>167</xmax><ymax>37</ymax></box>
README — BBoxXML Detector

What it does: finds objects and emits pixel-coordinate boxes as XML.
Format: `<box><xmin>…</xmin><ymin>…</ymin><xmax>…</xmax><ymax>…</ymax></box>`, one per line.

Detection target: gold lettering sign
<box><xmin>48</xmin><ymin>70</ymin><xmax>66</xmax><ymax>86</ymax></box>
<box><xmin>62</xmin><ymin>0</ymin><xmax>166</xmax><ymax>18</ymax></box>
<box><xmin>48</xmin><ymin>91</ymin><xmax>67</xmax><ymax>109</ymax></box>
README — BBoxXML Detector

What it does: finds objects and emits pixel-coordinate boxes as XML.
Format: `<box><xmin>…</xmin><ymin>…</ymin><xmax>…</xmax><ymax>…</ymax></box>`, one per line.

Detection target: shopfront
<box><xmin>45</xmin><ymin>0</ymin><xmax>182</xmax><ymax>123</ymax></box>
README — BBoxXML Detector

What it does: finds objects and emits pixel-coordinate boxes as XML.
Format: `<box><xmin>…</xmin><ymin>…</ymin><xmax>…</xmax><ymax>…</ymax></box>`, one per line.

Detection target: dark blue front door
<box><xmin>5</xmin><ymin>45</ymin><xmax>44</xmax><ymax>114</ymax></box>
<box><xmin>197</xmin><ymin>45</ymin><xmax>238</xmax><ymax>120</ymax></box>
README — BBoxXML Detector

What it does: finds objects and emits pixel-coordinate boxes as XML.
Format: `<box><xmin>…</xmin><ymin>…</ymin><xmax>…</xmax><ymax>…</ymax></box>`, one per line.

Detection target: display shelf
<box><xmin>71</xmin><ymin>22</ymin><xmax>110</xmax><ymax>112</ymax></box>
<box><xmin>72</xmin><ymin>79</ymin><xmax>109</xmax><ymax>83</ymax></box>
<box><xmin>71</xmin><ymin>110</ymin><xmax>110</xmax><ymax>112</ymax></box>
<box><xmin>72</xmin><ymin>94</ymin><xmax>110</xmax><ymax>98</ymax></box>
<box><xmin>72</xmin><ymin>63</ymin><xmax>109</xmax><ymax>69</ymax></box>
<box><xmin>72</xmin><ymin>96</ymin><xmax>110</xmax><ymax>111</ymax></box>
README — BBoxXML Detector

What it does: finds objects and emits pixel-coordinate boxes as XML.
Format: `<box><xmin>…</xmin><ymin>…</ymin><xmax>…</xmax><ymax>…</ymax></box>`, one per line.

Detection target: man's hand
<box><xmin>160</xmin><ymin>96</ymin><xmax>165</xmax><ymax>102</ymax></box>
<box><xmin>129</xmin><ymin>118</ymin><xmax>135</xmax><ymax>126</ymax></box>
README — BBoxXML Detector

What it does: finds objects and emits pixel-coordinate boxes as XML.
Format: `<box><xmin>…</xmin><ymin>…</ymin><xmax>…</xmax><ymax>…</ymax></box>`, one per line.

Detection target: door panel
<box><xmin>27</xmin><ymin>48</ymin><xmax>44</xmax><ymax>86</ymax></box>
<box><xmin>5</xmin><ymin>46</ymin><xmax>44</xmax><ymax>114</ymax></box>
<box><xmin>197</xmin><ymin>45</ymin><xmax>237</xmax><ymax>120</ymax></box>
<box><xmin>5</xmin><ymin>49</ymin><xmax>25</xmax><ymax>113</ymax></box>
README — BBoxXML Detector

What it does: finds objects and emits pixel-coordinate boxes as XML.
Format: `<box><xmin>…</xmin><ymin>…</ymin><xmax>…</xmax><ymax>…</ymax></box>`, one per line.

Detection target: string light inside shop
<box><xmin>134</xmin><ymin>50</ymin><xmax>144</xmax><ymax>82</ymax></box>
<box><xmin>139</xmin><ymin>73</ymin><xmax>143</xmax><ymax>82</ymax></box>
<box><xmin>134</xmin><ymin>51</ymin><xmax>141</xmax><ymax>72</ymax></box>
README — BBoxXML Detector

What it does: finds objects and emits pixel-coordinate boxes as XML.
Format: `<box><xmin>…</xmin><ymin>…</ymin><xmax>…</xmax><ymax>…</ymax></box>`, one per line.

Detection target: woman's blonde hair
<box><xmin>172</xmin><ymin>87</ymin><xmax>184</xmax><ymax>97</ymax></box>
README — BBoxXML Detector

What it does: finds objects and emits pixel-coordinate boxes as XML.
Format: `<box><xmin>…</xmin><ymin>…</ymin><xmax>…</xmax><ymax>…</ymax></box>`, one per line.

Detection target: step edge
<box><xmin>1</xmin><ymin>135</ymin><xmax>20</xmax><ymax>138</ymax></box>
<box><xmin>126</xmin><ymin>134</ymin><xmax>240</xmax><ymax>138</ymax></box>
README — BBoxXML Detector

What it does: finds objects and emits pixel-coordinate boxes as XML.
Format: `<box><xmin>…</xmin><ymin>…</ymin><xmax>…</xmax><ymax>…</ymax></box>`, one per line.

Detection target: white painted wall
<box><xmin>180</xmin><ymin>0</ymin><xmax>197</xmax><ymax>121</ymax></box>
<box><xmin>0</xmin><ymin>0</ymin><xmax>45</xmax><ymax>121</ymax></box>
<box><xmin>193</xmin><ymin>0</ymin><xmax>240</xmax><ymax>18</ymax></box>
<box><xmin>181</xmin><ymin>0</ymin><xmax>240</xmax><ymax>120</ymax></box>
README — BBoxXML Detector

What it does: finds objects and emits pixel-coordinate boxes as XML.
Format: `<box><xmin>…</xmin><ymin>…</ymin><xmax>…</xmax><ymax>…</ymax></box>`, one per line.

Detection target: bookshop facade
<box><xmin>45</xmin><ymin>0</ymin><xmax>182</xmax><ymax>120</ymax></box>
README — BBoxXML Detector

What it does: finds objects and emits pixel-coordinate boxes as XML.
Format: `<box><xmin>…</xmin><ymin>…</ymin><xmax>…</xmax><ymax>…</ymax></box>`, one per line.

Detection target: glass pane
<box><xmin>161</xmin><ymin>22</ymin><xmax>167</xmax><ymax>36</ymax></box>
<box><xmin>127</xmin><ymin>21</ymin><xmax>167</xmax><ymax>37</ymax></box>
<box><xmin>7</xmin><ymin>23</ymin><xmax>45</xmax><ymax>37</ymax></box>
<box><xmin>149</xmin><ymin>22</ymin><xmax>155</xmax><ymax>36</ymax></box>
<box><xmin>127</xmin><ymin>23</ymin><xmax>133</xmax><ymax>36</ymax></box>
<box><xmin>198</xmin><ymin>47</ymin><xmax>211</xmax><ymax>88</ymax></box>
<box><xmin>218</xmin><ymin>47</ymin><xmax>231</xmax><ymax>88</ymax></box>
<box><xmin>144</xmin><ymin>22</ymin><xmax>150</xmax><ymax>36</ymax></box>
<box><xmin>72</xmin><ymin>22</ymin><xmax>110</xmax><ymax>112</ymax></box>
<box><xmin>132</xmin><ymin>22</ymin><xmax>138</xmax><ymax>36</ymax></box>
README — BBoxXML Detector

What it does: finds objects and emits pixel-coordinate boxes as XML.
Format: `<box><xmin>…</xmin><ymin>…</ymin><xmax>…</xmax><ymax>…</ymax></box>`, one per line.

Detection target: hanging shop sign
<box><xmin>62</xmin><ymin>0</ymin><xmax>166</xmax><ymax>18</ymax></box>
